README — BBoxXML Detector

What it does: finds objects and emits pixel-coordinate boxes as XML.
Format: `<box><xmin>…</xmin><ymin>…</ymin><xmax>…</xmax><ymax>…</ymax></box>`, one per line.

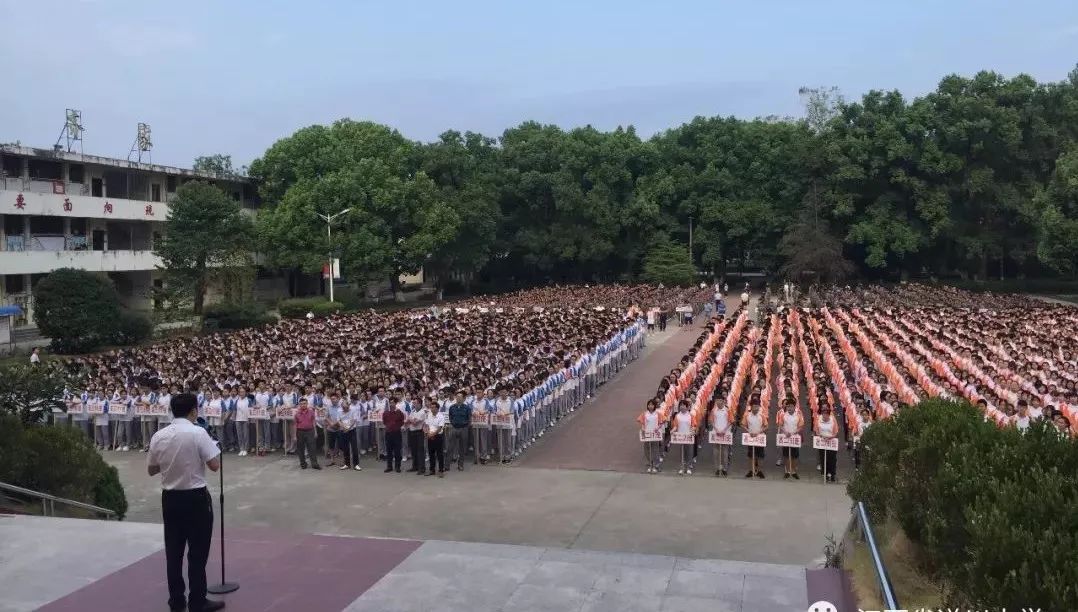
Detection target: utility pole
<box><xmin>317</xmin><ymin>208</ymin><xmax>352</xmax><ymax>303</ymax></box>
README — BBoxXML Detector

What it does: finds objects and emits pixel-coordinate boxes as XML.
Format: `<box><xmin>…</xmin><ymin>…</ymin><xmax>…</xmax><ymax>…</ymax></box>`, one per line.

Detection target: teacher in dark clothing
<box><xmin>446</xmin><ymin>392</ymin><xmax>472</xmax><ymax>471</ymax></box>
<box><xmin>147</xmin><ymin>393</ymin><xmax>225</xmax><ymax>612</ymax></box>
<box><xmin>382</xmin><ymin>401</ymin><xmax>405</xmax><ymax>473</ymax></box>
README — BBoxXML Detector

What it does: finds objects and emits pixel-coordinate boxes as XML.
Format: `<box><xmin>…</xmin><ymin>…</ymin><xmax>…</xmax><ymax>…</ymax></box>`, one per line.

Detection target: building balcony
<box><xmin>0</xmin><ymin>248</ymin><xmax>161</xmax><ymax>275</ymax></box>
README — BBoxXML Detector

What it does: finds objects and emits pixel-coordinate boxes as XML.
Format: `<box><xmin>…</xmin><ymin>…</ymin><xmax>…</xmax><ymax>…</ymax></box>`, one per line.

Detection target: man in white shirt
<box><xmin>147</xmin><ymin>393</ymin><xmax>224</xmax><ymax>612</ymax></box>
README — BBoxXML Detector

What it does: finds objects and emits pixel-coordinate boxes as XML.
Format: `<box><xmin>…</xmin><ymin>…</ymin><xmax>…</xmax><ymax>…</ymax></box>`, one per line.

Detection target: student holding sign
<box><xmin>775</xmin><ymin>396</ymin><xmax>803</xmax><ymax>479</ymax></box>
<box><xmin>709</xmin><ymin>397</ymin><xmax>734</xmax><ymax>476</ymax></box>
<box><xmin>671</xmin><ymin>400</ymin><xmax>697</xmax><ymax>475</ymax></box>
<box><xmin>637</xmin><ymin>399</ymin><xmax>664</xmax><ymax>473</ymax></box>
<box><xmin>814</xmin><ymin>406</ymin><xmax>839</xmax><ymax>482</ymax></box>
<box><xmin>741</xmin><ymin>397</ymin><xmax>768</xmax><ymax>479</ymax></box>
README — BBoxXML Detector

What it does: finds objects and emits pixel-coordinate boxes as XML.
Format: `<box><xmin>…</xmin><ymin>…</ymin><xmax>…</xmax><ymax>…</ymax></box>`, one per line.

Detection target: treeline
<box><xmin>249</xmin><ymin>67</ymin><xmax>1078</xmax><ymax>293</ymax></box>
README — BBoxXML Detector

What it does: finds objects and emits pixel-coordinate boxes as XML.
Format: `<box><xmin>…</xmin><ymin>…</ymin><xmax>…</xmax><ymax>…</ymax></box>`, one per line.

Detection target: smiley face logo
<box><xmin>807</xmin><ymin>602</ymin><xmax>837</xmax><ymax>612</ymax></box>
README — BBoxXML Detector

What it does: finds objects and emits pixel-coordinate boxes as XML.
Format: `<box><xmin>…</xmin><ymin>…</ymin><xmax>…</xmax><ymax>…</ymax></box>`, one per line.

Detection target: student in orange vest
<box><xmin>637</xmin><ymin>399</ymin><xmax>663</xmax><ymax>473</ymax></box>
<box><xmin>671</xmin><ymin>400</ymin><xmax>696</xmax><ymax>475</ymax></box>
<box><xmin>741</xmin><ymin>394</ymin><xmax>768</xmax><ymax>479</ymax></box>
<box><xmin>814</xmin><ymin>405</ymin><xmax>839</xmax><ymax>482</ymax></box>
<box><xmin>775</xmin><ymin>396</ymin><xmax>803</xmax><ymax>479</ymax></box>
<box><xmin>709</xmin><ymin>397</ymin><xmax>734</xmax><ymax>476</ymax></box>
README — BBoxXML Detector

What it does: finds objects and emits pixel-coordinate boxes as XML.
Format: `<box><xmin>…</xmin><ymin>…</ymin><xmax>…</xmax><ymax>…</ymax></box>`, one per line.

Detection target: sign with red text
<box><xmin>277</xmin><ymin>406</ymin><xmax>294</xmax><ymax>420</ymax></box>
<box><xmin>470</xmin><ymin>412</ymin><xmax>491</xmax><ymax>428</ymax></box>
<box><xmin>639</xmin><ymin>429</ymin><xmax>663</xmax><ymax>442</ymax></box>
<box><xmin>670</xmin><ymin>432</ymin><xmax>695</xmax><ymax>445</ymax></box>
<box><xmin>708</xmin><ymin>430</ymin><xmax>733</xmax><ymax>445</ymax></box>
<box><xmin>777</xmin><ymin>434</ymin><xmax>801</xmax><ymax>448</ymax></box>
<box><xmin>741</xmin><ymin>433</ymin><xmax>767</xmax><ymax>447</ymax></box>
<box><xmin>204</xmin><ymin>404</ymin><xmax>222</xmax><ymax>418</ymax></box>
<box><xmin>249</xmin><ymin>406</ymin><xmax>269</xmax><ymax>420</ymax></box>
<box><xmin>67</xmin><ymin>401</ymin><xmax>84</xmax><ymax>415</ymax></box>
<box><xmin>491</xmin><ymin>413</ymin><xmax>514</xmax><ymax>429</ymax></box>
<box><xmin>368</xmin><ymin>408</ymin><xmax>383</xmax><ymax>424</ymax></box>
<box><xmin>813</xmin><ymin>436</ymin><xmax>839</xmax><ymax>451</ymax></box>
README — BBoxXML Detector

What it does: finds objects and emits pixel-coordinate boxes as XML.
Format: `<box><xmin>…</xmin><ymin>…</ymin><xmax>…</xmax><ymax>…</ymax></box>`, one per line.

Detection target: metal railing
<box><xmin>0</xmin><ymin>481</ymin><xmax>117</xmax><ymax>520</ymax></box>
<box><xmin>854</xmin><ymin>501</ymin><xmax>899</xmax><ymax>610</ymax></box>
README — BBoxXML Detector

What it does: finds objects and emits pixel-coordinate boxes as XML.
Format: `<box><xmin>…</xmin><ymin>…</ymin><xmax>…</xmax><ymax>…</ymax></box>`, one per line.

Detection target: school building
<box><xmin>0</xmin><ymin>143</ymin><xmax>258</xmax><ymax>335</ymax></box>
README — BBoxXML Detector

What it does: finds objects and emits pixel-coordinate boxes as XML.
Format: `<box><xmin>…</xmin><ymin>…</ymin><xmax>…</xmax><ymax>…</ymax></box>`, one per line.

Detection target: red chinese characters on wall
<box><xmin>144</xmin><ymin>204</ymin><xmax>154</xmax><ymax>216</ymax></box>
<box><xmin>103</xmin><ymin>201</ymin><xmax>113</xmax><ymax>214</ymax></box>
<box><xmin>63</xmin><ymin>198</ymin><xmax>73</xmax><ymax>212</ymax></box>
<box><xmin>15</xmin><ymin>193</ymin><xmax>25</xmax><ymax>209</ymax></box>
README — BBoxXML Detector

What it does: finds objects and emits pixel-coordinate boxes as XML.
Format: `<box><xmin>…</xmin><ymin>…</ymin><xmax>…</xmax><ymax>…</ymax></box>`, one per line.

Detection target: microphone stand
<box><xmin>207</xmin><ymin>431</ymin><xmax>239</xmax><ymax>594</ymax></box>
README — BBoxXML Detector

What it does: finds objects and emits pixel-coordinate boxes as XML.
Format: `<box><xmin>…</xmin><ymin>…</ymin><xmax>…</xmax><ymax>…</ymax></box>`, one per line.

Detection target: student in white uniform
<box><xmin>158</xmin><ymin>387</ymin><xmax>176</xmax><ymax>430</ymax></box>
<box><xmin>776</xmin><ymin>397</ymin><xmax>803</xmax><ymax>479</ymax></box>
<box><xmin>672</xmin><ymin>400</ymin><xmax>696</xmax><ymax>475</ymax></box>
<box><xmin>93</xmin><ymin>391</ymin><xmax>111</xmax><ymax>449</ymax></box>
<box><xmin>406</xmin><ymin>396</ymin><xmax>430</xmax><ymax>473</ymax></box>
<box><xmin>852</xmin><ymin>407</ymin><xmax>873</xmax><ymax>469</ymax></box>
<box><xmin>336</xmin><ymin>401</ymin><xmax>361</xmax><ymax>471</ymax></box>
<box><xmin>637</xmin><ymin>399</ymin><xmax>663</xmax><ymax>473</ymax></box>
<box><xmin>741</xmin><ymin>398</ymin><xmax>768</xmax><ymax>479</ymax></box>
<box><xmin>710</xmin><ymin>398</ymin><xmax>734</xmax><ymax>476</ymax></box>
<box><xmin>494</xmin><ymin>388</ymin><xmax>515</xmax><ymax>464</ymax></box>
<box><xmin>814</xmin><ymin>406</ymin><xmax>839</xmax><ymax>482</ymax></box>
<box><xmin>234</xmin><ymin>387</ymin><xmax>251</xmax><ymax>456</ymax></box>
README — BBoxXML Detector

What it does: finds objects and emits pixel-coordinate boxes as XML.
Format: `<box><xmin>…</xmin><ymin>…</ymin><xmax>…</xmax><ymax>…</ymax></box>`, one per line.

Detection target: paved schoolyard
<box><xmin>1</xmin><ymin>516</ymin><xmax>818</xmax><ymax>612</ymax></box>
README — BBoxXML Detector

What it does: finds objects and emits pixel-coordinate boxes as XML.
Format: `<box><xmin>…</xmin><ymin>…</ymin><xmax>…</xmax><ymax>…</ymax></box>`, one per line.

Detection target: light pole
<box><xmin>317</xmin><ymin>208</ymin><xmax>352</xmax><ymax>303</ymax></box>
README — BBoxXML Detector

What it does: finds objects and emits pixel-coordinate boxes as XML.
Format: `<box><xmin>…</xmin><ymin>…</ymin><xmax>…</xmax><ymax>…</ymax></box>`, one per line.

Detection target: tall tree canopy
<box><xmin>245</xmin><ymin>66</ymin><xmax>1078</xmax><ymax>292</ymax></box>
<box><xmin>156</xmin><ymin>181</ymin><xmax>254</xmax><ymax>313</ymax></box>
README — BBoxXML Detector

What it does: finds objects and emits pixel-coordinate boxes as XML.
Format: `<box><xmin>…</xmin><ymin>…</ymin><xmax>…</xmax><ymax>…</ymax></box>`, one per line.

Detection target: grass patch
<box><xmin>847</xmin><ymin>520</ymin><xmax>947</xmax><ymax>610</ymax></box>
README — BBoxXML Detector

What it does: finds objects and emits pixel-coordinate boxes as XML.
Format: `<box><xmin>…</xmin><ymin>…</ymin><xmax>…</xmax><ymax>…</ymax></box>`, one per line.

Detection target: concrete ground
<box><xmin>0</xmin><ymin>516</ymin><xmax>817</xmax><ymax>612</ymax></box>
<box><xmin>106</xmin><ymin>452</ymin><xmax>850</xmax><ymax>565</ymax></box>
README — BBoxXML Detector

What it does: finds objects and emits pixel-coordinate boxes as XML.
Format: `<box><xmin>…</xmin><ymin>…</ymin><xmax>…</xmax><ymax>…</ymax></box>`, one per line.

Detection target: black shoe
<box><xmin>425</xmin><ymin>471</ymin><xmax>434</xmax><ymax>476</ymax></box>
<box><xmin>384</xmin><ymin>467</ymin><xmax>393</xmax><ymax>473</ymax></box>
<box><xmin>300</xmin><ymin>464</ymin><xmax>308</xmax><ymax>470</ymax></box>
<box><xmin>715</xmin><ymin>469</ymin><xmax>722</xmax><ymax>476</ymax></box>
<box><xmin>395</xmin><ymin>467</ymin><xmax>402</xmax><ymax>473</ymax></box>
<box><xmin>191</xmin><ymin>600</ymin><xmax>226</xmax><ymax>612</ymax></box>
<box><xmin>755</xmin><ymin>471</ymin><xmax>764</xmax><ymax>479</ymax></box>
<box><xmin>311</xmin><ymin>464</ymin><xmax>321</xmax><ymax>470</ymax></box>
<box><xmin>792</xmin><ymin>473</ymin><xmax>800</xmax><ymax>480</ymax></box>
<box><xmin>745</xmin><ymin>471</ymin><xmax>754</xmax><ymax>478</ymax></box>
<box><xmin>783</xmin><ymin>473</ymin><xmax>790</xmax><ymax>479</ymax></box>
<box><xmin>720</xmin><ymin>469</ymin><xmax>728</xmax><ymax>477</ymax></box>
<box><xmin>457</xmin><ymin>465</ymin><xmax>463</xmax><ymax>471</ymax></box>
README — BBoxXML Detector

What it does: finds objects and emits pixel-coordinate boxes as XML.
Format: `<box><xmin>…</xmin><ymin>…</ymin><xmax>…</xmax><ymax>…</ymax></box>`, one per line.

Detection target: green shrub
<box><xmin>32</xmin><ymin>268</ymin><xmax>123</xmax><ymax>353</ymax></box>
<box><xmin>93</xmin><ymin>464</ymin><xmax>128</xmax><ymax>520</ymax></box>
<box><xmin>202</xmin><ymin>302</ymin><xmax>274</xmax><ymax>330</ymax></box>
<box><xmin>642</xmin><ymin>241</ymin><xmax>696</xmax><ymax>286</ymax></box>
<box><xmin>0</xmin><ymin>415</ymin><xmax>128</xmax><ymax>520</ymax></box>
<box><xmin>848</xmin><ymin>398</ymin><xmax>1078</xmax><ymax>609</ymax></box>
<box><xmin>278</xmin><ymin>297</ymin><xmax>343</xmax><ymax>318</ymax></box>
<box><xmin>113</xmin><ymin>311</ymin><xmax>154</xmax><ymax>345</ymax></box>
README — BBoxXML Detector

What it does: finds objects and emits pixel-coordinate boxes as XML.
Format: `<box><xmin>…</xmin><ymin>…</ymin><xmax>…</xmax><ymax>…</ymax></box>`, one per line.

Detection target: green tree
<box><xmin>32</xmin><ymin>268</ymin><xmax>122</xmax><ymax>353</ymax></box>
<box><xmin>155</xmin><ymin>180</ymin><xmax>254</xmax><ymax>314</ymax></box>
<box><xmin>641</xmin><ymin>240</ymin><xmax>696</xmax><ymax>285</ymax></box>
<box><xmin>193</xmin><ymin>153</ymin><xmax>244</xmax><ymax>178</ymax></box>
<box><xmin>251</xmin><ymin>120</ymin><xmax>456</xmax><ymax>300</ymax></box>
<box><xmin>0</xmin><ymin>363</ymin><xmax>68</xmax><ymax>425</ymax></box>
<box><xmin>1035</xmin><ymin>149</ymin><xmax>1078</xmax><ymax>273</ymax></box>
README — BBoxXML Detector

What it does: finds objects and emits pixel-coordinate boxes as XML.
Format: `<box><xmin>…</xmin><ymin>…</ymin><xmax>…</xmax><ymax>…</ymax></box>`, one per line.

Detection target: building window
<box><xmin>91</xmin><ymin>177</ymin><xmax>103</xmax><ymax>197</ymax></box>
<box><xmin>4</xmin><ymin>274</ymin><xmax>25</xmax><ymax>294</ymax></box>
<box><xmin>68</xmin><ymin>164</ymin><xmax>85</xmax><ymax>183</ymax></box>
<box><xmin>151</xmin><ymin>184</ymin><xmax>161</xmax><ymax>202</ymax></box>
<box><xmin>28</xmin><ymin>160</ymin><xmax>63</xmax><ymax>181</ymax></box>
<box><xmin>2</xmin><ymin>155</ymin><xmax>23</xmax><ymax>178</ymax></box>
<box><xmin>166</xmin><ymin>176</ymin><xmax>177</xmax><ymax>192</ymax></box>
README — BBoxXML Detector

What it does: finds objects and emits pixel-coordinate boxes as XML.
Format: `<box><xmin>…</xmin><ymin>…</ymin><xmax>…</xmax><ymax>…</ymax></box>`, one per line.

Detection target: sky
<box><xmin>2</xmin><ymin>0</ymin><xmax>1077</xmax><ymax>169</ymax></box>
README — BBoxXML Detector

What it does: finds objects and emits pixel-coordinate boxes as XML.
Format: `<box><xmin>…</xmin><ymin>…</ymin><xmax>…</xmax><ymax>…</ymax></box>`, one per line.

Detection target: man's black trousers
<box><xmin>384</xmin><ymin>430</ymin><xmax>403</xmax><ymax>469</ymax></box>
<box><xmin>162</xmin><ymin>487</ymin><xmax>213</xmax><ymax>611</ymax></box>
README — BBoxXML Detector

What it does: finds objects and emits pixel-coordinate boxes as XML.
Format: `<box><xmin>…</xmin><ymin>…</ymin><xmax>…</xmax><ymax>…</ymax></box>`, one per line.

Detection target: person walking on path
<box><xmin>294</xmin><ymin>399</ymin><xmax>320</xmax><ymax>470</ymax></box>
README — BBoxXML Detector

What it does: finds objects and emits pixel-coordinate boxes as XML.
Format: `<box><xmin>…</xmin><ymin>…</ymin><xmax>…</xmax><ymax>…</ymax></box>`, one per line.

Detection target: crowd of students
<box><xmin>638</xmin><ymin>283</ymin><xmax>1078</xmax><ymax>480</ymax></box>
<box><xmin>51</xmin><ymin>285</ymin><xmax>701</xmax><ymax>472</ymax></box>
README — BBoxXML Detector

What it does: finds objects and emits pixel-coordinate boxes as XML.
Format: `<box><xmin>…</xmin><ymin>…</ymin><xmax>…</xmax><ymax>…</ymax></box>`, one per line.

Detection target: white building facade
<box><xmin>0</xmin><ymin>144</ymin><xmax>255</xmax><ymax>329</ymax></box>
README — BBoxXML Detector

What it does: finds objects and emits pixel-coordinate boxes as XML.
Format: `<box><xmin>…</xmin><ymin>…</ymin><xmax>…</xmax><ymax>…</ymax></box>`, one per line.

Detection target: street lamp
<box><xmin>316</xmin><ymin>208</ymin><xmax>352</xmax><ymax>303</ymax></box>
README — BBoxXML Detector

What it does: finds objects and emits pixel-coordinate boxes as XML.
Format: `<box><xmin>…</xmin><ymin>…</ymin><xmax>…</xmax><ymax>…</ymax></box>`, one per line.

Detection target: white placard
<box><xmin>670</xmin><ymin>432</ymin><xmax>695</xmax><ymax>445</ymax></box>
<box><xmin>708</xmin><ymin>430</ymin><xmax>733</xmax><ymax>445</ymax></box>
<box><xmin>639</xmin><ymin>429</ymin><xmax>663</xmax><ymax>442</ymax></box>
<box><xmin>777</xmin><ymin>434</ymin><xmax>801</xmax><ymax>448</ymax></box>
<box><xmin>813</xmin><ymin>436</ymin><xmax>839</xmax><ymax>451</ymax></box>
<box><xmin>741</xmin><ymin>433</ymin><xmax>767</xmax><ymax>447</ymax></box>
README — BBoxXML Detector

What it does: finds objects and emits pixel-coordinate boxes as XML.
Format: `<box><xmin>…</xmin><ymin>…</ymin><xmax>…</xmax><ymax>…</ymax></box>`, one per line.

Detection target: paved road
<box><xmin>3</xmin><ymin>516</ymin><xmax>820</xmax><ymax>612</ymax></box>
<box><xmin>517</xmin><ymin>324</ymin><xmax>704</xmax><ymax>472</ymax></box>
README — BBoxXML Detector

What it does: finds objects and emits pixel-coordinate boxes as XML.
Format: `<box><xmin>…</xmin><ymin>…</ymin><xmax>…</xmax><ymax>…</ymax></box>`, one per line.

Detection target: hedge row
<box><xmin>848</xmin><ymin>399</ymin><xmax>1078</xmax><ymax>609</ymax></box>
<box><xmin>0</xmin><ymin>414</ymin><xmax>128</xmax><ymax>520</ymax></box>
<box><xmin>940</xmin><ymin>278</ymin><xmax>1078</xmax><ymax>294</ymax></box>
<box><xmin>202</xmin><ymin>302</ymin><xmax>276</xmax><ymax>330</ymax></box>
<box><xmin>278</xmin><ymin>298</ymin><xmax>344</xmax><ymax>319</ymax></box>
